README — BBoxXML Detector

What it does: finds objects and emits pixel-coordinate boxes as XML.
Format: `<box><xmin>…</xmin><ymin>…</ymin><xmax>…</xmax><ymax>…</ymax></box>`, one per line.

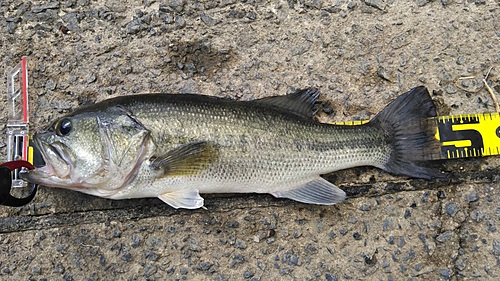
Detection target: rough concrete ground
<box><xmin>1</xmin><ymin>0</ymin><xmax>500</xmax><ymax>280</ymax></box>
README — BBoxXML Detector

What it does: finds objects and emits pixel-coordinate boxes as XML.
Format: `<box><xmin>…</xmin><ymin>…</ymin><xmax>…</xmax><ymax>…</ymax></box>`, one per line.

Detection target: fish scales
<box><xmin>22</xmin><ymin>87</ymin><xmax>442</xmax><ymax>209</ymax></box>
<box><xmin>125</xmin><ymin>95</ymin><xmax>389</xmax><ymax>193</ymax></box>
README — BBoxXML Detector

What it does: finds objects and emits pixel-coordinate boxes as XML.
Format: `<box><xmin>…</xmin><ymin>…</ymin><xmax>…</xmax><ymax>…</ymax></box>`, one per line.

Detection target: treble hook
<box><xmin>0</xmin><ymin>160</ymin><xmax>37</xmax><ymax>207</ymax></box>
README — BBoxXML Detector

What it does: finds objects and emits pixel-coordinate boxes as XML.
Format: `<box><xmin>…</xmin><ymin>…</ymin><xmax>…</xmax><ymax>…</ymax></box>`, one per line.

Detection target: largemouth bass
<box><xmin>22</xmin><ymin>87</ymin><xmax>440</xmax><ymax>209</ymax></box>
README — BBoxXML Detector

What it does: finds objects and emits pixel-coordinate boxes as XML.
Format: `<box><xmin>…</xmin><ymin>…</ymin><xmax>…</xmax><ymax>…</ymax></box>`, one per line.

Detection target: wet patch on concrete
<box><xmin>164</xmin><ymin>40</ymin><xmax>236</xmax><ymax>80</ymax></box>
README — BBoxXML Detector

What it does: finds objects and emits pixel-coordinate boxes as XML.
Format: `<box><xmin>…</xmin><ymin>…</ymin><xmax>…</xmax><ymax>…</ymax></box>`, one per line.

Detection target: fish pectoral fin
<box><xmin>253</xmin><ymin>88</ymin><xmax>319</xmax><ymax>118</ymax></box>
<box><xmin>271</xmin><ymin>177</ymin><xmax>346</xmax><ymax>205</ymax></box>
<box><xmin>150</xmin><ymin>141</ymin><xmax>219</xmax><ymax>177</ymax></box>
<box><xmin>158</xmin><ymin>188</ymin><xmax>204</xmax><ymax>209</ymax></box>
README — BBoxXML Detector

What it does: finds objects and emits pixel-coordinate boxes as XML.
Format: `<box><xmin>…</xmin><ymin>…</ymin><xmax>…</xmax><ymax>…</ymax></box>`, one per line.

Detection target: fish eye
<box><xmin>55</xmin><ymin>119</ymin><xmax>72</xmax><ymax>136</ymax></box>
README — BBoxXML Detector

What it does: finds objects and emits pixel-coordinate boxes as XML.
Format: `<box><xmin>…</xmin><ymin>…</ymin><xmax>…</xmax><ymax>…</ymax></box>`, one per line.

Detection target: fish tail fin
<box><xmin>372</xmin><ymin>86</ymin><xmax>443</xmax><ymax>180</ymax></box>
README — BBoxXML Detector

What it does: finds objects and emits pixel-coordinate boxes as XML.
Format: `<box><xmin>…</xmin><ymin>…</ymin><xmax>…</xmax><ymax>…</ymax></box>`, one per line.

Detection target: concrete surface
<box><xmin>1</xmin><ymin>0</ymin><xmax>500</xmax><ymax>280</ymax></box>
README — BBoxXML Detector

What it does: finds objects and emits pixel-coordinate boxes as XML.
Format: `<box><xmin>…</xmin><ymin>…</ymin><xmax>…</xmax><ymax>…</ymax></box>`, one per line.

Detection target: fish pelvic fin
<box><xmin>271</xmin><ymin>177</ymin><xmax>346</xmax><ymax>205</ymax></box>
<box><xmin>158</xmin><ymin>188</ymin><xmax>204</xmax><ymax>209</ymax></box>
<box><xmin>372</xmin><ymin>86</ymin><xmax>443</xmax><ymax>180</ymax></box>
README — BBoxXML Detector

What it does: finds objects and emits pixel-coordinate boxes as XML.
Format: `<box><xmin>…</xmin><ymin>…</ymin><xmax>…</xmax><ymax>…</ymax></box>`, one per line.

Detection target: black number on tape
<box><xmin>438</xmin><ymin>116</ymin><xmax>483</xmax><ymax>157</ymax></box>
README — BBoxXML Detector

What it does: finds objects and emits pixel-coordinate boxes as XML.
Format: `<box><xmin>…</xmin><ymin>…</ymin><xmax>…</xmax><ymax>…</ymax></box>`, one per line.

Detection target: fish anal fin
<box><xmin>158</xmin><ymin>188</ymin><xmax>204</xmax><ymax>209</ymax></box>
<box><xmin>271</xmin><ymin>177</ymin><xmax>346</xmax><ymax>205</ymax></box>
<box><xmin>150</xmin><ymin>141</ymin><xmax>219</xmax><ymax>177</ymax></box>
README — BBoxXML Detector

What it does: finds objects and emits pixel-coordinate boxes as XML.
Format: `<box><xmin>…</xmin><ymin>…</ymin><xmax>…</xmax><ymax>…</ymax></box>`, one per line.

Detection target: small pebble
<box><xmin>404</xmin><ymin>210</ymin><xmax>411</xmax><ymax>219</ymax></box>
<box><xmin>383</xmin><ymin>219</ymin><xmax>394</xmax><ymax>231</ymax></box>
<box><xmin>397</xmin><ymin>237</ymin><xmax>405</xmax><ymax>247</ymax></box>
<box><xmin>86</xmin><ymin>74</ymin><xmax>96</xmax><ymax>84</ymax></box>
<box><xmin>257</xmin><ymin>261</ymin><xmax>265</xmax><ymax>271</ymax></box>
<box><xmin>279</xmin><ymin>268</ymin><xmax>292</xmax><ymax>275</ymax></box>
<box><xmin>382</xmin><ymin>258</ymin><xmax>390</xmax><ymax>268</ymax></box>
<box><xmin>439</xmin><ymin>269</ymin><xmax>451</xmax><ymax>280</ymax></box>
<box><xmin>493</xmin><ymin>239</ymin><xmax>500</xmax><ymax>256</ymax></box>
<box><xmin>304</xmin><ymin>244</ymin><xmax>318</xmax><ymax>254</ymax></box>
<box><xmin>126</xmin><ymin>19</ymin><xmax>144</xmax><ymax>34</ymax></box>
<box><xmin>353</xmin><ymin>232</ymin><xmax>361</xmax><ymax>240</ymax></box>
<box><xmin>200</xmin><ymin>14</ymin><xmax>215</xmax><ymax>26</ymax></box>
<box><xmin>437</xmin><ymin>190</ymin><xmax>446</xmax><ymax>199</ymax></box>
<box><xmin>400</xmin><ymin>263</ymin><xmax>407</xmax><ymax>273</ymax></box>
<box><xmin>472</xmin><ymin>210</ymin><xmax>485</xmax><ymax>222</ymax></box>
<box><xmin>228</xmin><ymin>221</ymin><xmax>239</xmax><ymax>228</ymax></box>
<box><xmin>236</xmin><ymin>241</ymin><xmax>246</xmax><ymax>249</ymax></box>
<box><xmin>325</xmin><ymin>273</ymin><xmax>337</xmax><ymax>281</ymax></box>
<box><xmin>243</xmin><ymin>270</ymin><xmax>254</xmax><ymax>279</ymax></box>
<box><xmin>437</xmin><ymin>232</ymin><xmax>453</xmax><ymax>243</ymax></box>
<box><xmin>465</xmin><ymin>190</ymin><xmax>479</xmax><ymax>202</ymax></box>
<box><xmin>45</xmin><ymin>79</ymin><xmax>56</xmax><ymax>91</ymax></box>
<box><xmin>174</xmin><ymin>16</ymin><xmax>186</xmax><ymax>29</ymax></box>
<box><xmin>199</xmin><ymin>262</ymin><xmax>211</xmax><ymax>271</ymax></box>
<box><xmin>348</xmin><ymin>214</ymin><xmax>357</xmax><ymax>224</ymax></box>
<box><xmin>388</xmin><ymin>236</ymin><xmax>394</xmax><ymax>244</ymax></box>
<box><xmin>131</xmin><ymin>234</ymin><xmax>141</xmax><ymax>248</ymax></box>
<box><xmin>246</xmin><ymin>12</ymin><xmax>256</xmax><ymax>21</ymax></box>
<box><xmin>144</xmin><ymin>264</ymin><xmax>158</xmax><ymax>277</ymax></box>
<box><xmin>364</xmin><ymin>0</ymin><xmax>385</xmax><ymax>10</ymax></box>
<box><xmin>33</xmin><ymin>266</ymin><xmax>41</xmax><ymax>274</ymax></box>
<box><xmin>121</xmin><ymin>253</ymin><xmax>132</xmax><ymax>262</ymax></box>
<box><xmin>421</xmin><ymin>192</ymin><xmax>430</xmax><ymax>202</ymax></box>
<box><xmin>63</xmin><ymin>273</ymin><xmax>72</xmax><ymax>281</ymax></box>
<box><xmin>455</xmin><ymin>258</ymin><xmax>467</xmax><ymax>271</ymax></box>
<box><xmin>445</xmin><ymin>202</ymin><xmax>460</xmax><ymax>217</ymax></box>
<box><xmin>146</xmin><ymin>252</ymin><xmax>158</xmax><ymax>261</ymax></box>
<box><xmin>359</xmin><ymin>204</ymin><xmax>371</xmax><ymax>211</ymax></box>
<box><xmin>444</xmin><ymin>85</ymin><xmax>458</xmax><ymax>94</ymax></box>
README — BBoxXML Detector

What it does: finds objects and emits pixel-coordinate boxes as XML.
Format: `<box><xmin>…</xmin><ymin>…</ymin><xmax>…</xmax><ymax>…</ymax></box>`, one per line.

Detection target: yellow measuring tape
<box><xmin>332</xmin><ymin>113</ymin><xmax>500</xmax><ymax>160</ymax></box>
<box><xmin>433</xmin><ymin>113</ymin><xmax>500</xmax><ymax>159</ymax></box>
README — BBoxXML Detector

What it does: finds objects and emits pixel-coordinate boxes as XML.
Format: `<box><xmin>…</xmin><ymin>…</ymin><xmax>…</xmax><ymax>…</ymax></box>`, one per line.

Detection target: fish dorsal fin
<box><xmin>150</xmin><ymin>141</ymin><xmax>219</xmax><ymax>177</ymax></box>
<box><xmin>271</xmin><ymin>177</ymin><xmax>346</xmax><ymax>205</ymax></box>
<box><xmin>158</xmin><ymin>188</ymin><xmax>204</xmax><ymax>209</ymax></box>
<box><xmin>254</xmin><ymin>88</ymin><xmax>320</xmax><ymax>118</ymax></box>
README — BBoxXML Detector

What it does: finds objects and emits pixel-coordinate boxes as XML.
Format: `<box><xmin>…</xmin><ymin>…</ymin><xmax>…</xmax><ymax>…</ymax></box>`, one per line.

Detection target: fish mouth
<box><xmin>21</xmin><ymin>136</ymin><xmax>74</xmax><ymax>185</ymax></box>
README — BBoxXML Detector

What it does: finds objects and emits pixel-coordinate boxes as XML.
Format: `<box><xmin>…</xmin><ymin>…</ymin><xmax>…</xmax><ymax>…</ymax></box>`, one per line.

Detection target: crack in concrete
<box><xmin>0</xmin><ymin>196</ymin><xmax>288</xmax><ymax>233</ymax></box>
<box><xmin>2</xmin><ymin>168</ymin><xmax>499</xmax><ymax>234</ymax></box>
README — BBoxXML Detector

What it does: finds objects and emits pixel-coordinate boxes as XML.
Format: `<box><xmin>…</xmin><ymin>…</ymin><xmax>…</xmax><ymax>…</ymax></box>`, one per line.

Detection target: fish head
<box><xmin>22</xmin><ymin>106</ymin><xmax>153</xmax><ymax>197</ymax></box>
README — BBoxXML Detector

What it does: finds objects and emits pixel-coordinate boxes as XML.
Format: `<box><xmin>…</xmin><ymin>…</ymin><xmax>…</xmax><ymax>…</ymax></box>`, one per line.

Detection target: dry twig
<box><xmin>482</xmin><ymin>67</ymin><xmax>499</xmax><ymax>112</ymax></box>
<box><xmin>453</xmin><ymin>67</ymin><xmax>498</xmax><ymax>112</ymax></box>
